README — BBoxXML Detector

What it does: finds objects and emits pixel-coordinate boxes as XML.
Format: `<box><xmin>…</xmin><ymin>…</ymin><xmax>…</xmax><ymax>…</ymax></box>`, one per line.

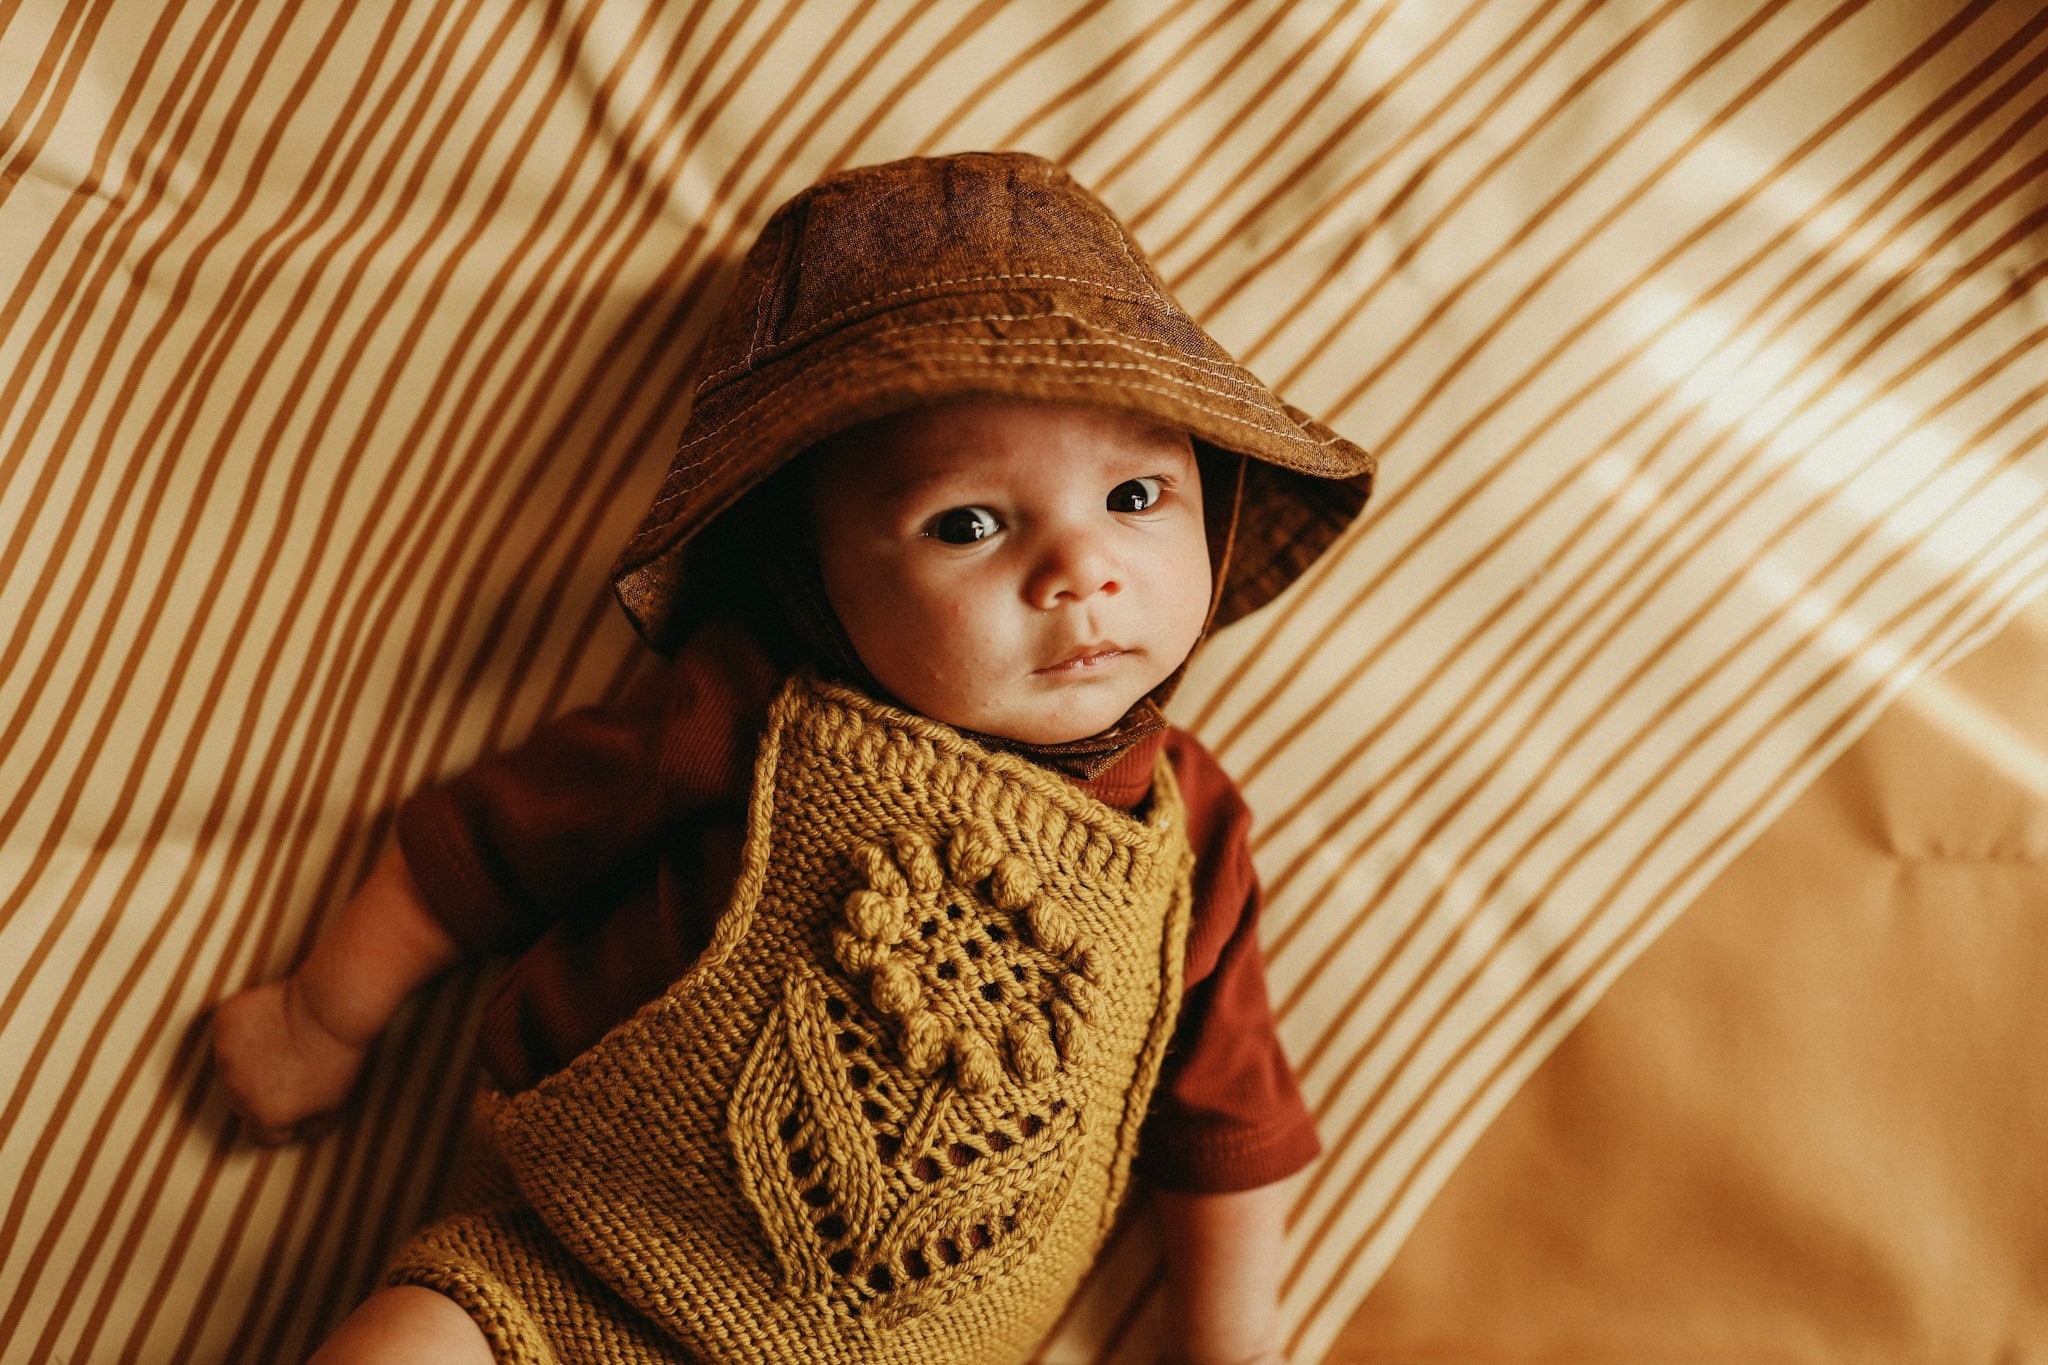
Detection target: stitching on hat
<box><xmin>708</xmin><ymin>304</ymin><xmax>1268</xmax><ymax>427</ymax></box>
<box><xmin>874</xmin><ymin>347</ymin><xmax>1270</xmax><ymax>416</ymax></box>
<box><xmin>678</xmin><ymin>334</ymin><xmax>1288</xmax><ymax>466</ymax></box>
<box><xmin>835</xmin><ymin>309</ymin><xmax>1265</xmax><ymax>387</ymax></box>
<box><xmin>699</xmin><ymin>274</ymin><xmax>1149</xmax><ymax>388</ymax></box>
<box><xmin>851</xmin><ymin>325</ymin><xmax>1275</xmax><ymax>410</ymax></box>
<box><xmin>1091</xmin><ymin>202</ymin><xmax>1147</xmax><ymax>282</ymax></box>
<box><xmin>638</xmin><ymin>350</ymin><xmax>1338</xmax><ymax>524</ymax></box>
<box><xmin>880</xmin><ymin>332</ymin><xmax>1264</xmax><ymax>393</ymax></box>
<box><xmin>639</xmin><ymin>457</ymin><xmax>725</xmax><ymax>520</ymax></box>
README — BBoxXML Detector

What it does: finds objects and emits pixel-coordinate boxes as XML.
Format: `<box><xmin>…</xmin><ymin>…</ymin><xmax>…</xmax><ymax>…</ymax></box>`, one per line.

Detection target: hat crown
<box><xmin>703</xmin><ymin>152</ymin><xmax>1178</xmax><ymax>397</ymax></box>
<box><xmin>614</xmin><ymin>151</ymin><xmax>1372</xmax><ymax>653</ymax></box>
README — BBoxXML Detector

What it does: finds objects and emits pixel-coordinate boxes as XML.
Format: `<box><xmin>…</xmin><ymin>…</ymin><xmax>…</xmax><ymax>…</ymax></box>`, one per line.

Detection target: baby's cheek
<box><xmin>1126</xmin><ymin>564</ymin><xmax>1180</xmax><ymax>628</ymax></box>
<box><xmin>893</xmin><ymin>604</ymin><xmax>966</xmax><ymax>678</ymax></box>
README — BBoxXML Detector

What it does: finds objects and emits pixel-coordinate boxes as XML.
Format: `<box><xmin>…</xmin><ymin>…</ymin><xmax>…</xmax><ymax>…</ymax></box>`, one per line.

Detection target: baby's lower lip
<box><xmin>1037</xmin><ymin>648</ymin><xmax>1127</xmax><ymax>674</ymax></box>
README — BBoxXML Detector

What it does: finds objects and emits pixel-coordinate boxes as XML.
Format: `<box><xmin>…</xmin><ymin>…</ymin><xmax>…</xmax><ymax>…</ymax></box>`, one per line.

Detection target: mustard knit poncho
<box><xmin>388</xmin><ymin>673</ymin><xmax>1196</xmax><ymax>1364</ymax></box>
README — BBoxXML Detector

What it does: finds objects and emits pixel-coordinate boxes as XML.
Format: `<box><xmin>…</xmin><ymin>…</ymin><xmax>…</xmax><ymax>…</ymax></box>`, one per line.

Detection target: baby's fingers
<box><xmin>236</xmin><ymin>1105</ymin><xmax>340</xmax><ymax>1148</ymax></box>
<box><xmin>209</xmin><ymin>981</ymin><xmax>364</xmax><ymax>1143</ymax></box>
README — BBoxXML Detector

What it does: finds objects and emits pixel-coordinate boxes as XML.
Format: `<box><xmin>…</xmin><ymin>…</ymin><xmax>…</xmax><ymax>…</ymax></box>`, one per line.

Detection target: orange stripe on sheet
<box><xmin>203</xmin><ymin>1</ymin><xmax>847</xmax><ymax>1351</ymax></box>
<box><xmin>1283</xmin><ymin>461</ymin><xmax>2048</xmax><ymax>1352</ymax></box>
<box><xmin>1244</xmin><ymin>6</ymin><xmax>2047</xmax><ymax>920</ymax></box>
<box><xmin>1289</xmin><ymin>312</ymin><xmax>2048</xmax><ymax>1150</ymax></box>
<box><xmin>0</xmin><ymin>0</ymin><xmax>538</xmax><ymax>1343</ymax></box>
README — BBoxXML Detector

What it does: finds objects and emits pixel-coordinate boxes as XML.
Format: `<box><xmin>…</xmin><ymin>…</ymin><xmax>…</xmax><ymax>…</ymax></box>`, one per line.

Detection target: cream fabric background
<box><xmin>2</xmin><ymin>1</ymin><xmax>2044</xmax><ymax>1360</ymax></box>
<box><xmin>1336</xmin><ymin>593</ymin><xmax>2048</xmax><ymax>1361</ymax></box>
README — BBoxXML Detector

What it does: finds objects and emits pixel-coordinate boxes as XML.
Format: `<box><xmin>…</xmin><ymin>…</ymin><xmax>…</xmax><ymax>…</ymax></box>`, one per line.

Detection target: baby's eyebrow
<box><xmin>1115</xmin><ymin>428</ymin><xmax>1197</xmax><ymax>464</ymax></box>
<box><xmin>874</xmin><ymin>469</ymin><xmax>966</xmax><ymax>507</ymax></box>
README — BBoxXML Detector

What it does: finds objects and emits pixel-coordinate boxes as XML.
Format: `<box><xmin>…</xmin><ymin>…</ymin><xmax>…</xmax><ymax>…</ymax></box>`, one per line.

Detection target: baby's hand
<box><xmin>210</xmin><ymin>976</ymin><xmax>370</xmax><ymax>1145</ymax></box>
<box><xmin>1155</xmin><ymin>1181</ymin><xmax>1296</xmax><ymax>1365</ymax></box>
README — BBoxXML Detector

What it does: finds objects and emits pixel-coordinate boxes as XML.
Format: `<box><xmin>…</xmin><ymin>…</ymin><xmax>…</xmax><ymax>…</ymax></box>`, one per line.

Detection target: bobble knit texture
<box><xmin>387</xmin><ymin>674</ymin><xmax>1195</xmax><ymax>1364</ymax></box>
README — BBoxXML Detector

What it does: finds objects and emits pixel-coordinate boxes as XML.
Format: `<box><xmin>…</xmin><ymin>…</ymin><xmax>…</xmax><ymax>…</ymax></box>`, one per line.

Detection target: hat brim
<box><xmin>612</xmin><ymin>286</ymin><xmax>1374</xmax><ymax>650</ymax></box>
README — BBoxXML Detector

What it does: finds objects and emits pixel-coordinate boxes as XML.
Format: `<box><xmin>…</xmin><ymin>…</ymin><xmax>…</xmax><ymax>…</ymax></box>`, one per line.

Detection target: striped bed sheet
<box><xmin>1</xmin><ymin>1</ymin><xmax>2043</xmax><ymax>1361</ymax></box>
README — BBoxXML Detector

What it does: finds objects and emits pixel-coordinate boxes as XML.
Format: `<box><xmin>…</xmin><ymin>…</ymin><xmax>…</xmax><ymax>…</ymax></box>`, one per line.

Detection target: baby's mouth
<box><xmin>1036</xmin><ymin>643</ymin><xmax>1129</xmax><ymax>675</ymax></box>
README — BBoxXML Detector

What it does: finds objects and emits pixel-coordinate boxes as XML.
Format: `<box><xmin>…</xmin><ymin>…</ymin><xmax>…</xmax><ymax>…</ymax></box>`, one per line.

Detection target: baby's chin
<box><xmin>871</xmin><ymin>654</ymin><xmax>1184</xmax><ymax>747</ymax></box>
<box><xmin>953</xmin><ymin>685</ymin><xmax>1157</xmax><ymax>748</ymax></box>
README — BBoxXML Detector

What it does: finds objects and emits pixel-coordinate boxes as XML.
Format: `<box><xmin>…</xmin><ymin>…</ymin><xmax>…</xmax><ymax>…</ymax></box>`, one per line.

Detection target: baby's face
<box><xmin>810</xmin><ymin>399</ymin><xmax>1211</xmax><ymax>746</ymax></box>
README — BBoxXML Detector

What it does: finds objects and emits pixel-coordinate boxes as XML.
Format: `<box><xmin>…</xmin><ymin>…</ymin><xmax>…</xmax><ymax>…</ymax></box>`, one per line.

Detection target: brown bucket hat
<box><xmin>611</xmin><ymin>150</ymin><xmax>1375</xmax><ymax>653</ymax></box>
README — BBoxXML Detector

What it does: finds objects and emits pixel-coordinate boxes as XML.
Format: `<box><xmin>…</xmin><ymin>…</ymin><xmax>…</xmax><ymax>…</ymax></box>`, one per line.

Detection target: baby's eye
<box><xmin>1106</xmin><ymin>477</ymin><xmax>1163</xmax><ymax>514</ymax></box>
<box><xmin>926</xmin><ymin>506</ymin><xmax>1002</xmax><ymax>544</ymax></box>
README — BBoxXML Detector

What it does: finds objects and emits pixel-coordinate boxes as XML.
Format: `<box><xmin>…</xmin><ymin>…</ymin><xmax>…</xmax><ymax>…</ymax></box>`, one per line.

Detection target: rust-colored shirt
<box><xmin>394</xmin><ymin>615</ymin><xmax>1319</xmax><ymax>1193</ymax></box>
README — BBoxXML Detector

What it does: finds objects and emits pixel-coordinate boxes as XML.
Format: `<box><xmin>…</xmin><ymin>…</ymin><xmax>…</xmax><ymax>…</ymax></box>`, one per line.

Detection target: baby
<box><xmin>212</xmin><ymin>151</ymin><xmax>1373</xmax><ymax>1365</ymax></box>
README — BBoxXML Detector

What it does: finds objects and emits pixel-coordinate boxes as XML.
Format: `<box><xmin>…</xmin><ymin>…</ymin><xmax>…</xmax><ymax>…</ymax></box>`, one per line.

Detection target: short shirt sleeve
<box><xmin>393</xmin><ymin>615</ymin><xmax>781</xmax><ymax>956</ymax></box>
<box><xmin>1134</xmin><ymin>730</ymin><xmax>1322</xmax><ymax>1194</ymax></box>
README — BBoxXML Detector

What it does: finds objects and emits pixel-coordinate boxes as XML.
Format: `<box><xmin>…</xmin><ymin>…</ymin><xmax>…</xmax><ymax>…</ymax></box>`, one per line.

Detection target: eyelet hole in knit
<box><xmin>702</xmin><ymin>680</ymin><xmax>1193</xmax><ymax>1341</ymax></box>
<box><xmin>734</xmin><ymin>780</ymin><xmax>1147</xmax><ymax>1325</ymax></box>
<box><xmin>835</xmin><ymin>822</ymin><xmax>1105</xmax><ymax>1096</ymax></box>
<box><xmin>805</xmin><ymin>820</ymin><xmax>1104</xmax><ymax>1315</ymax></box>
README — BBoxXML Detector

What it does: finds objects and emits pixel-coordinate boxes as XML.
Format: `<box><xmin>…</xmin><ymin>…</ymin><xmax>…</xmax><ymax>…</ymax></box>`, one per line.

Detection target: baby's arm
<box><xmin>1155</xmin><ymin>1176</ymin><xmax>1295</xmax><ymax>1365</ymax></box>
<box><xmin>211</xmin><ymin>844</ymin><xmax>459</xmax><ymax>1144</ymax></box>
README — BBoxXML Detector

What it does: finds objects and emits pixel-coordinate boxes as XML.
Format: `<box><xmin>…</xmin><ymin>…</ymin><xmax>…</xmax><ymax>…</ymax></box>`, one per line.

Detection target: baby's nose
<box><xmin>1026</xmin><ymin>534</ymin><xmax>1122</xmax><ymax>609</ymax></box>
